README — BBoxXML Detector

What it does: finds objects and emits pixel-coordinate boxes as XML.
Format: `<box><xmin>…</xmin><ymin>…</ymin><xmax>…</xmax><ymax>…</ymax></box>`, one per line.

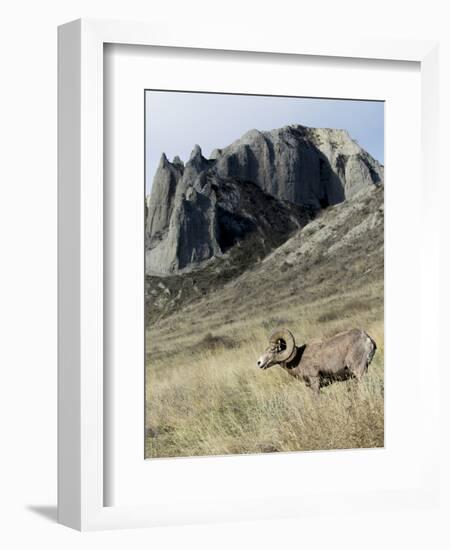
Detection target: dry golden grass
<box><xmin>145</xmin><ymin>282</ymin><xmax>384</xmax><ymax>458</ymax></box>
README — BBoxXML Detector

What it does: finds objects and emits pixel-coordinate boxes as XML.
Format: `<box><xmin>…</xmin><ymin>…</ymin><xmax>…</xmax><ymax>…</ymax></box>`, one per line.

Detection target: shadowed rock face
<box><xmin>146</xmin><ymin>168</ymin><xmax>315</xmax><ymax>274</ymax></box>
<box><xmin>145</xmin><ymin>124</ymin><xmax>383</xmax><ymax>274</ymax></box>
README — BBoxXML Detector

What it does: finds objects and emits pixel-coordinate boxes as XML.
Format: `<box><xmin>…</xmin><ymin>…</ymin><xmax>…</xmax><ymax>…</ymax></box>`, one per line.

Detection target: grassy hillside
<box><xmin>145</xmin><ymin>187</ymin><xmax>384</xmax><ymax>458</ymax></box>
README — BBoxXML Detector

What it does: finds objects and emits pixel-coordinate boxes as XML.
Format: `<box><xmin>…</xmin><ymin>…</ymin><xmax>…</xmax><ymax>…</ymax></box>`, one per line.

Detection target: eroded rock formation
<box><xmin>145</xmin><ymin>124</ymin><xmax>383</xmax><ymax>274</ymax></box>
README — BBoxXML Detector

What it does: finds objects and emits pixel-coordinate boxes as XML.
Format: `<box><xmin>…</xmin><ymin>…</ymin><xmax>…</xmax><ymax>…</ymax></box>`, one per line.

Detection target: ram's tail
<box><xmin>365</xmin><ymin>332</ymin><xmax>377</xmax><ymax>368</ymax></box>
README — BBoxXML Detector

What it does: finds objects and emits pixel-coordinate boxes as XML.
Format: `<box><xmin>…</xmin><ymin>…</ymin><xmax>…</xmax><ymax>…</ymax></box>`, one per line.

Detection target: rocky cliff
<box><xmin>214</xmin><ymin>125</ymin><xmax>383</xmax><ymax>205</ymax></box>
<box><xmin>146</xmin><ymin>124</ymin><xmax>383</xmax><ymax>275</ymax></box>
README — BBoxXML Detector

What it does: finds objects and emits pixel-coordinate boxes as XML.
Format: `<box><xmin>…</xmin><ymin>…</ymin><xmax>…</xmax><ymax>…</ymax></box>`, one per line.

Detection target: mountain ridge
<box><xmin>146</xmin><ymin>123</ymin><xmax>384</xmax><ymax>275</ymax></box>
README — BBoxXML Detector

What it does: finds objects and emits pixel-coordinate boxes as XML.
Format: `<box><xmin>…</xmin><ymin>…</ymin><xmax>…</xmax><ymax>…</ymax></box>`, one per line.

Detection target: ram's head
<box><xmin>257</xmin><ymin>328</ymin><xmax>296</xmax><ymax>369</ymax></box>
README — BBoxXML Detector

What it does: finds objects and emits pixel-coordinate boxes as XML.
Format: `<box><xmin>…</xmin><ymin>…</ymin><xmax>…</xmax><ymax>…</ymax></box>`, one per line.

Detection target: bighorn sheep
<box><xmin>257</xmin><ymin>328</ymin><xmax>376</xmax><ymax>393</ymax></box>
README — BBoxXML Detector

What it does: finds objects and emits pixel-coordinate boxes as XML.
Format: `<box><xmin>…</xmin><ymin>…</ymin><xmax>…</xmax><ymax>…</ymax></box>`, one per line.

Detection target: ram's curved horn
<box><xmin>269</xmin><ymin>328</ymin><xmax>296</xmax><ymax>362</ymax></box>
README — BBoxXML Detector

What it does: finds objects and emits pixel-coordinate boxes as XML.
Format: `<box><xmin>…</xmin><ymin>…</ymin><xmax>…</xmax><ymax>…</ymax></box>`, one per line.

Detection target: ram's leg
<box><xmin>306</xmin><ymin>376</ymin><xmax>320</xmax><ymax>396</ymax></box>
<box><xmin>345</xmin><ymin>356</ymin><xmax>364</xmax><ymax>382</ymax></box>
<box><xmin>352</xmin><ymin>359</ymin><xmax>368</xmax><ymax>381</ymax></box>
<box><xmin>347</xmin><ymin>337</ymin><xmax>375</xmax><ymax>381</ymax></box>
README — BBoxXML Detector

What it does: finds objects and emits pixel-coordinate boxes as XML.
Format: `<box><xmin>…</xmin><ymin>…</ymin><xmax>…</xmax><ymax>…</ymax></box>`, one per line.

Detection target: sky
<box><xmin>145</xmin><ymin>91</ymin><xmax>384</xmax><ymax>194</ymax></box>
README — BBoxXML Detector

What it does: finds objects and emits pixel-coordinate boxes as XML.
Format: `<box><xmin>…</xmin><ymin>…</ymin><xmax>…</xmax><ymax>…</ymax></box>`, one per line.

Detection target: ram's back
<box><xmin>289</xmin><ymin>329</ymin><xmax>374</xmax><ymax>378</ymax></box>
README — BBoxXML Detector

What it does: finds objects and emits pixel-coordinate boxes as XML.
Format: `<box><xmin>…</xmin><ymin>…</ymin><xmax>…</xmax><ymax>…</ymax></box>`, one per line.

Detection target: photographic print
<box><xmin>145</xmin><ymin>91</ymin><xmax>384</xmax><ymax>459</ymax></box>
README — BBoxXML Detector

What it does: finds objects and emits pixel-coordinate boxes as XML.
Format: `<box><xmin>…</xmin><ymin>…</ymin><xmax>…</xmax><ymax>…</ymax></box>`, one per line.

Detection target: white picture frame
<box><xmin>58</xmin><ymin>18</ymin><xmax>440</xmax><ymax>531</ymax></box>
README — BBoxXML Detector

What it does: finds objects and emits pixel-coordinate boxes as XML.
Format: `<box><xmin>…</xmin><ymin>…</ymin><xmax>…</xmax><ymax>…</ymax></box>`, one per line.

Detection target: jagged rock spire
<box><xmin>146</xmin><ymin>152</ymin><xmax>184</xmax><ymax>240</ymax></box>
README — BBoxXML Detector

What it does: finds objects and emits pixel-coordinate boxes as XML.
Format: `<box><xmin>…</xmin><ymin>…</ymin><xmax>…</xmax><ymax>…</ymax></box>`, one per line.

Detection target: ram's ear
<box><xmin>269</xmin><ymin>329</ymin><xmax>295</xmax><ymax>362</ymax></box>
